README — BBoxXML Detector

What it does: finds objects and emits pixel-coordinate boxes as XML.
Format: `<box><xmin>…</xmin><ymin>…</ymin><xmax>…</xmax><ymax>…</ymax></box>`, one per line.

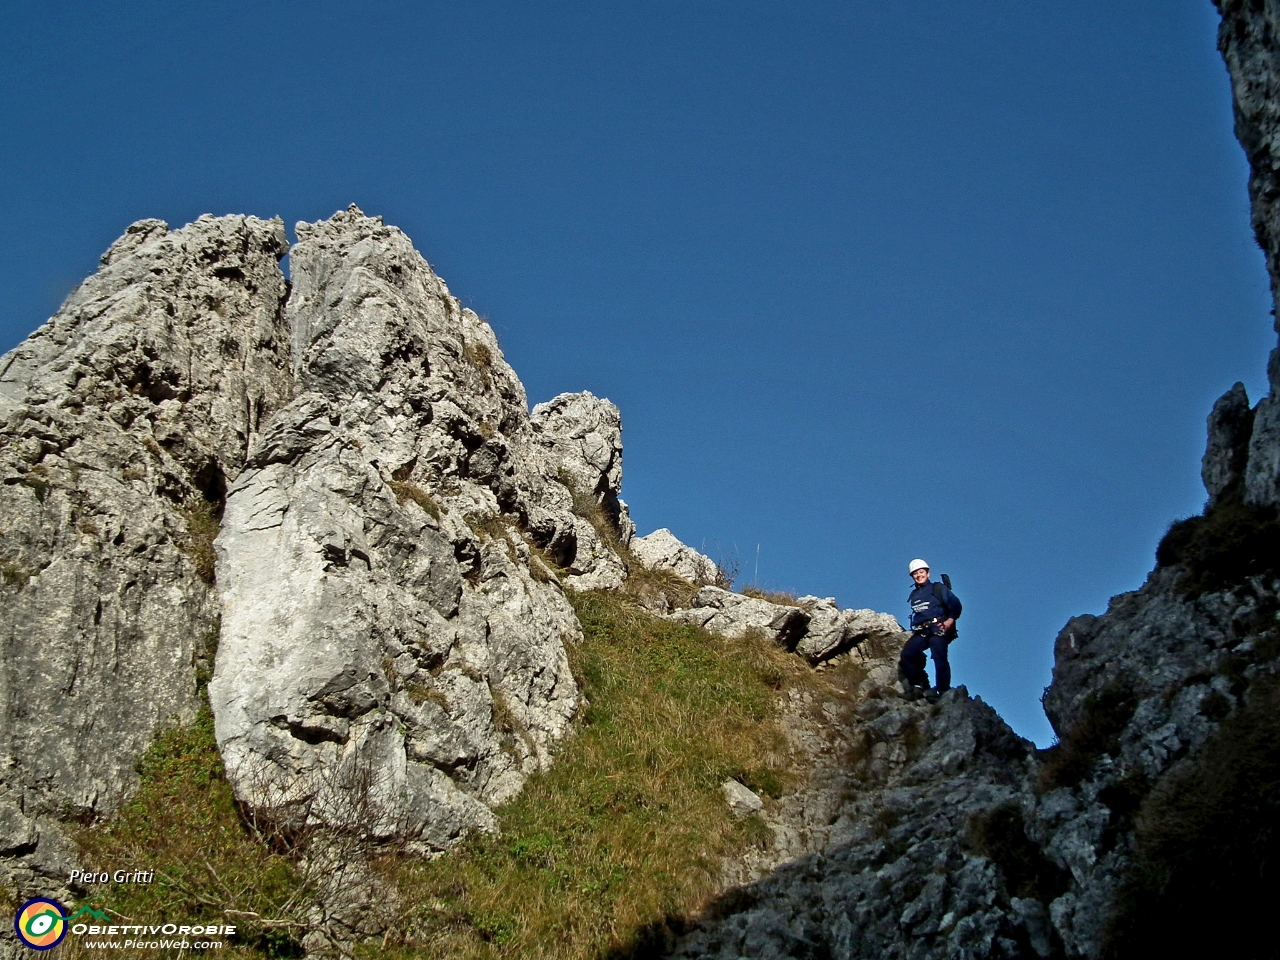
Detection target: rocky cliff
<box><xmin>0</xmin><ymin>204</ymin><xmax>906</xmax><ymax>936</ymax></box>
<box><xmin>2</xmin><ymin>4</ymin><xmax>1278</xmax><ymax>955</ymax></box>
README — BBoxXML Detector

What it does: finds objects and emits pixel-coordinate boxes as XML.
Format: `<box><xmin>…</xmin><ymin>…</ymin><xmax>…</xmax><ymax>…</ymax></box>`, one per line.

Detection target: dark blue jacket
<box><xmin>908</xmin><ymin>581</ymin><xmax>962</xmax><ymax>628</ymax></box>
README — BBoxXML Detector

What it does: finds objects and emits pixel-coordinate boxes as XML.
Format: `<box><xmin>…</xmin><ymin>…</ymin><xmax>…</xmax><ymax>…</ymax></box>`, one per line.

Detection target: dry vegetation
<box><xmin>363</xmin><ymin>590</ymin><xmax>815</xmax><ymax>960</ymax></box>
<box><xmin>60</xmin><ymin>586</ymin><xmax>827</xmax><ymax>960</ymax></box>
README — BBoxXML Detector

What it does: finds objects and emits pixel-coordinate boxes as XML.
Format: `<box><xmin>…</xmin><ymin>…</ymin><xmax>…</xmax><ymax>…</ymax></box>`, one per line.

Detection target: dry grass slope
<box><xmin>363</xmin><ymin>590</ymin><xmax>814</xmax><ymax>960</ymax></box>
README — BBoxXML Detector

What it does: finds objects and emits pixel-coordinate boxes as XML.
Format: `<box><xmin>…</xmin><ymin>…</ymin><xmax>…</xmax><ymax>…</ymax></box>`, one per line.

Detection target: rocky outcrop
<box><xmin>0</xmin><ymin>214</ymin><xmax>292</xmax><ymax>894</ymax></box>
<box><xmin>1201</xmin><ymin>381</ymin><xmax>1254</xmax><ymax>504</ymax></box>
<box><xmin>210</xmin><ymin>208</ymin><xmax>632</xmax><ymax>846</ymax></box>
<box><xmin>1214</xmin><ymin>0</ymin><xmax>1280</xmax><ymax>507</ymax></box>
<box><xmin>667</xmin><ymin>587</ymin><xmax>812</xmax><ymax>648</ymax></box>
<box><xmin>631</xmin><ymin>528</ymin><xmax>718</xmax><ymax>585</ymax></box>
<box><xmin>671</xmin><ymin>684</ymin><xmax>1045</xmax><ymax>960</ymax></box>
<box><xmin>668</xmin><ymin>587</ymin><xmax>905</xmax><ymax>665</ymax></box>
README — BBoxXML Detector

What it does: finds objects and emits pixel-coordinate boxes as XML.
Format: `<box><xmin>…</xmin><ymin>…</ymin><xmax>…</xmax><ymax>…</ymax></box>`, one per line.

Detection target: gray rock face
<box><xmin>631</xmin><ymin>528</ymin><xmax>719</xmax><ymax>585</ymax></box>
<box><xmin>0</xmin><ymin>214</ymin><xmax>292</xmax><ymax>893</ymax></box>
<box><xmin>1216</xmin><ymin>0</ymin><xmax>1280</xmax><ymax>507</ymax></box>
<box><xmin>667</xmin><ymin>587</ymin><xmax>812</xmax><ymax>648</ymax></box>
<box><xmin>210</xmin><ymin>207</ymin><xmax>624</xmax><ymax>847</ymax></box>
<box><xmin>793</xmin><ymin>597</ymin><xmax>905</xmax><ymax>666</ymax></box>
<box><xmin>671</xmin><ymin>685</ymin><xmax>1044</xmax><ymax>960</ymax></box>
<box><xmin>1202</xmin><ymin>381</ymin><xmax>1254</xmax><ymax>505</ymax></box>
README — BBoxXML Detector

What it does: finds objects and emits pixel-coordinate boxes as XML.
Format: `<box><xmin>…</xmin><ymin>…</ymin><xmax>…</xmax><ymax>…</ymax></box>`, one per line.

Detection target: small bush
<box><xmin>1</xmin><ymin>562</ymin><xmax>31</xmax><ymax>590</ymax></box>
<box><xmin>1155</xmin><ymin>497</ymin><xmax>1280</xmax><ymax>597</ymax></box>
<box><xmin>967</xmin><ymin>803</ymin><xmax>1070</xmax><ymax>902</ymax></box>
<box><xmin>463</xmin><ymin>342</ymin><xmax>494</xmax><ymax>388</ymax></box>
<box><xmin>1100</xmin><ymin>675</ymin><xmax>1280</xmax><ymax>960</ymax></box>
<box><xmin>179</xmin><ymin>499</ymin><xmax>221</xmax><ymax>584</ymax></box>
<box><xmin>1037</xmin><ymin>677</ymin><xmax>1139</xmax><ymax>792</ymax></box>
<box><xmin>75</xmin><ymin>708</ymin><xmax>309</xmax><ymax>956</ymax></box>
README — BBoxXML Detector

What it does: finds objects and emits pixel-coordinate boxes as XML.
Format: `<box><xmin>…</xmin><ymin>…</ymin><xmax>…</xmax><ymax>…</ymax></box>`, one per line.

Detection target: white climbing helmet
<box><xmin>908</xmin><ymin>558</ymin><xmax>929</xmax><ymax>575</ymax></box>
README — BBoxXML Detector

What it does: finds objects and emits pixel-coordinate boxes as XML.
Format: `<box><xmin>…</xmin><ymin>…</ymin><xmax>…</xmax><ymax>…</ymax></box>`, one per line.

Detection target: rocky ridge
<box><xmin>2</xmin><ymin>4</ymin><xmax>1277</xmax><ymax>948</ymax></box>
<box><xmin>0</xmin><ymin>205</ymin><xmax>908</xmax><ymax>929</ymax></box>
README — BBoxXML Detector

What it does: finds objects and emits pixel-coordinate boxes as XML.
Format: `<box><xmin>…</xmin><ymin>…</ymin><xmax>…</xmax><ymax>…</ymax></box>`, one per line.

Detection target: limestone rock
<box><xmin>1202</xmin><ymin>382</ymin><xmax>1254</xmax><ymax>504</ymax></box>
<box><xmin>631</xmin><ymin>528</ymin><xmax>718</xmax><ymax>585</ymax></box>
<box><xmin>666</xmin><ymin>586</ymin><xmax>810</xmax><ymax>649</ymax></box>
<box><xmin>793</xmin><ymin>596</ymin><xmax>906</xmax><ymax>665</ymax></box>
<box><xmin>723</xmin><ymin>780</ymin><xmax>764</xmax><ymax>819</ymax></box>
<box><xmin>210</xmin><ymin>207</ymin><xmax>590</xmax><ymax>847</ymax></box>
<box><xmin>0</xmin><ymin>214</ymin><xmax>292</xmax><ymax>894</ymax></box>
<box><xmin>670</xmin><ymin>686</ymin><xmax>1043</xmax><ymax>960</ymax></box>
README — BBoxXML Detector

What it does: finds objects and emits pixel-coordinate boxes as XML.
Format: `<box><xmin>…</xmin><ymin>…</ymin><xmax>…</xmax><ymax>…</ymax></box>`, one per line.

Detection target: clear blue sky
<box><xmin>2</xmin><ymin>1</ymin><xmax>1271</xmax><ymax>745</ymax></box>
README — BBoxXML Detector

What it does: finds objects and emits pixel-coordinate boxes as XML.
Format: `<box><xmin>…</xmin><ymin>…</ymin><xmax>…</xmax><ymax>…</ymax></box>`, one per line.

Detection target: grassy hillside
<box><xmin>69</xmin><ymin>589</ymin><xmax>819</xmax><ymax>959</ymax></box>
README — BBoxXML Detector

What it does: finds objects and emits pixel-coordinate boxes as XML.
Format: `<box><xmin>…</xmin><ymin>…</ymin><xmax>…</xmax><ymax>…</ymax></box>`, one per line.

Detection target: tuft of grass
<box><xmin>740</xmin><ymin>587</ymin><xmax>801</xmax><ymax>607</ymax></box>
<box><xmin>179</xmin><ymin>500</ymin><xmax>221</xmax><ymax>585</ymax></box>
<box><xmin>75</xmin><ymin>707</ymin><xmax>310</xmax><ymax>957</ymax></box>
<box><xmin>362</xmin><ymin>591</ymin><xmax>807</xmax><ymax>960</ymax></box>
<box><xmin>1100</xmin><ymin>674</ymin><xmax>1280</xmax><ymax>960</ymax></box>
<box><xmin>1155</xmin><ymin>496</ymin><xmax>1280</xmax><ymax>597</ymax></box>
<box><xmin>463</xmin><ymin>342</ymin><xmax>494</xmax><ymax>388</ymax></box>
<box><xmin>389</xmin><ymin>480</ymin><xmax>442</xmax><ymax>521</ymax></box>
<box><xmin>1</xmin><ymin>562</ymin><xmax>31</xmax><ymax>590</ymax></box>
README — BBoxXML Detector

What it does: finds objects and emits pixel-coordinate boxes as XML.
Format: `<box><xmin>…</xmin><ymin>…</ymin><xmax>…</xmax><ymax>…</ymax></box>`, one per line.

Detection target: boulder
<box><xmin>666</xmin><ymin>586</ymin><xmax>810</xmax><ymax>649</ymax></box>
<box><xmin>792</xmin><ymin>597</ymin><xmax>906</xmax><ymax>664</ymax></box>
<box><xmin>631</xmin><ymin>528</ymin><xmax>719</xmax><ymax>585</ymax></box>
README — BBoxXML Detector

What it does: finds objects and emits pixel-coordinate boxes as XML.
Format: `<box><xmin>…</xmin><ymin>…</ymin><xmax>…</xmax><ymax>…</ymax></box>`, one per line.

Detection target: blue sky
<box><xmin>1</xmin><ymin>1</ymin><xmax>1271</xmax><ymax>745</ymax></box>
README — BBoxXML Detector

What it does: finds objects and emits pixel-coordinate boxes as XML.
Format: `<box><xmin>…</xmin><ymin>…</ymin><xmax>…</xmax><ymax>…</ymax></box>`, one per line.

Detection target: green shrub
<box><xmin>1037</xmin><ymin>678</ymin><xmax>1138</xmax><ymax>792</ymax></box>
<box><xmin>1101</xmin><ymin>675</ymin><xmax>1280</xmax><ymax>960</ymax></box>
<box><xmin>967</xmin><ymin>802</ymin><xmax>1069</xmax><ymax>902</ymax></box>
<box><xmin>1155</xmin><ymin>497</ymin><xmax>1280</xmax><ymax>597</ymax></box>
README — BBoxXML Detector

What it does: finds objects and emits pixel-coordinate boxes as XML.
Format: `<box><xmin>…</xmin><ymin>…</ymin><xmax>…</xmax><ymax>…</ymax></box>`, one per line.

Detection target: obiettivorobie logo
<box><xmin>14</xmin><ymin>899</ymin><xmax>74</xmax><ymax>950</ymax></box>
<box><xmin>14</xmin><ymin>901</ymin><xmax>233</xmax><ymax>950</ymax></box>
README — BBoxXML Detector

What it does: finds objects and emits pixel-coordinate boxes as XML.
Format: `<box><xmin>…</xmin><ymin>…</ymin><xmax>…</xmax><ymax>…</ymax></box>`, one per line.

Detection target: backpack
<box><xmin>933</xmin><ymin>574</ymin><xmax>959</xmax><ymax>641</ymax></box>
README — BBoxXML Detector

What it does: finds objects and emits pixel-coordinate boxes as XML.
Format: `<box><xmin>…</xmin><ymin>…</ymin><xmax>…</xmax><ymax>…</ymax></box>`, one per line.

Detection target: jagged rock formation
<box><xmin>0</xmin><ymin>214</ymin><xmax>293</xmax><ymax>894</ymax></box>
<box><xmin>631</xmin><ymin>527</ymin><xmax>719</xmax><ymax>585</ymax></box>
<box><xmin>210</xmin><ymin>208</ymin><xmax>623</xmax><ymax>847</ymax></box>
<box><xmin>0</xmin><ymin>205</ymin><xmax>658</xmax><ymax>902</ymax></box>
<box><xmin>673</xmin><ymin>687</ymin><xmax>1046</xmax><ymax>960</ymax></box>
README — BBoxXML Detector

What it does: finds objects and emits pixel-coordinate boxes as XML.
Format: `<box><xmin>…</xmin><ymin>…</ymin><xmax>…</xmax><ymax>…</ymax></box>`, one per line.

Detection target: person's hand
<box><xmin>942</xmin><ymin>618</ymin><xmax>955</xmax><ymax>632</ymax></box>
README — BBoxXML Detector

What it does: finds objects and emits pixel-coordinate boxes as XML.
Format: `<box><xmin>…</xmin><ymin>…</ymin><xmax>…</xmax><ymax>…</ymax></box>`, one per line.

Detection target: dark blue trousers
<box><xmin>900</xmin><ymin>629</ymin><xmax>951</xmax><ymax>691</ymax></box>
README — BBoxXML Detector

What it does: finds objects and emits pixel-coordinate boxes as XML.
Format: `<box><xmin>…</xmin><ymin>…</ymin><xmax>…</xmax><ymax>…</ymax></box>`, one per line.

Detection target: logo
<box><xmin>14</xmin><ymin>898</ymin><xmax>67</xmax><ymax>950</ymax></box>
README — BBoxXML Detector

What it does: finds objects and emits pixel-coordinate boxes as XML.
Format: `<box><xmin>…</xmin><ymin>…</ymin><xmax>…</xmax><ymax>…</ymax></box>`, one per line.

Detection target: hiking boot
<box><xmin>923</xmin><ymin>687</ymin><xmax>949</xmax><ymax>704</ymax></box>
<box><xmin>900</xmin><ymin>682</ymin><xmax>925</xmax><ymax>702</ymax></box>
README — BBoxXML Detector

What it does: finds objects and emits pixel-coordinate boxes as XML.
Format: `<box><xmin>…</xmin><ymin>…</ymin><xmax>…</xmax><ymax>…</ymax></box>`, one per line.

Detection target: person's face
<box><xmin>911</xmin><ymin>567</ymin><xmax>930</xmax><ymax>585</ymax></box>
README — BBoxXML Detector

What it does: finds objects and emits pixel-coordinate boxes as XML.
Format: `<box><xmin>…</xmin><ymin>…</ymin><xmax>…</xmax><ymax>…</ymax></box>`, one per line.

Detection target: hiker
<box><xmin>899</xmin><ymin>558</ymin><xmax>961</xmax><ymax>703</ymax></box>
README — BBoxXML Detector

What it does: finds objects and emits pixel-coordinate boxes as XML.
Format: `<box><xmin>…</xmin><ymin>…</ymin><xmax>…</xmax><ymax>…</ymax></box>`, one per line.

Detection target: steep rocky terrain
<box><xmin>1</xmin><ymin>4</ymin><xmax>1278</xmax><ymax>956</ymax></box>
<box><xmin>0</xmin><ymin>215</ymin><xmax>294</xmax><ymax>894</ymax></box>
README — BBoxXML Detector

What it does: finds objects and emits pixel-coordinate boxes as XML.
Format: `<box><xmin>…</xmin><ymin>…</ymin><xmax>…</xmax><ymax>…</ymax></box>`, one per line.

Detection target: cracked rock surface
<box><xmin>0</xmin><ymin>214</ymin><xmax>293</xmax><ymax>896</ymax></box>
<box><xmin>210</xmin><ymin>207</ymin><xmax>631</xmax><ymax>846</ymax></box>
